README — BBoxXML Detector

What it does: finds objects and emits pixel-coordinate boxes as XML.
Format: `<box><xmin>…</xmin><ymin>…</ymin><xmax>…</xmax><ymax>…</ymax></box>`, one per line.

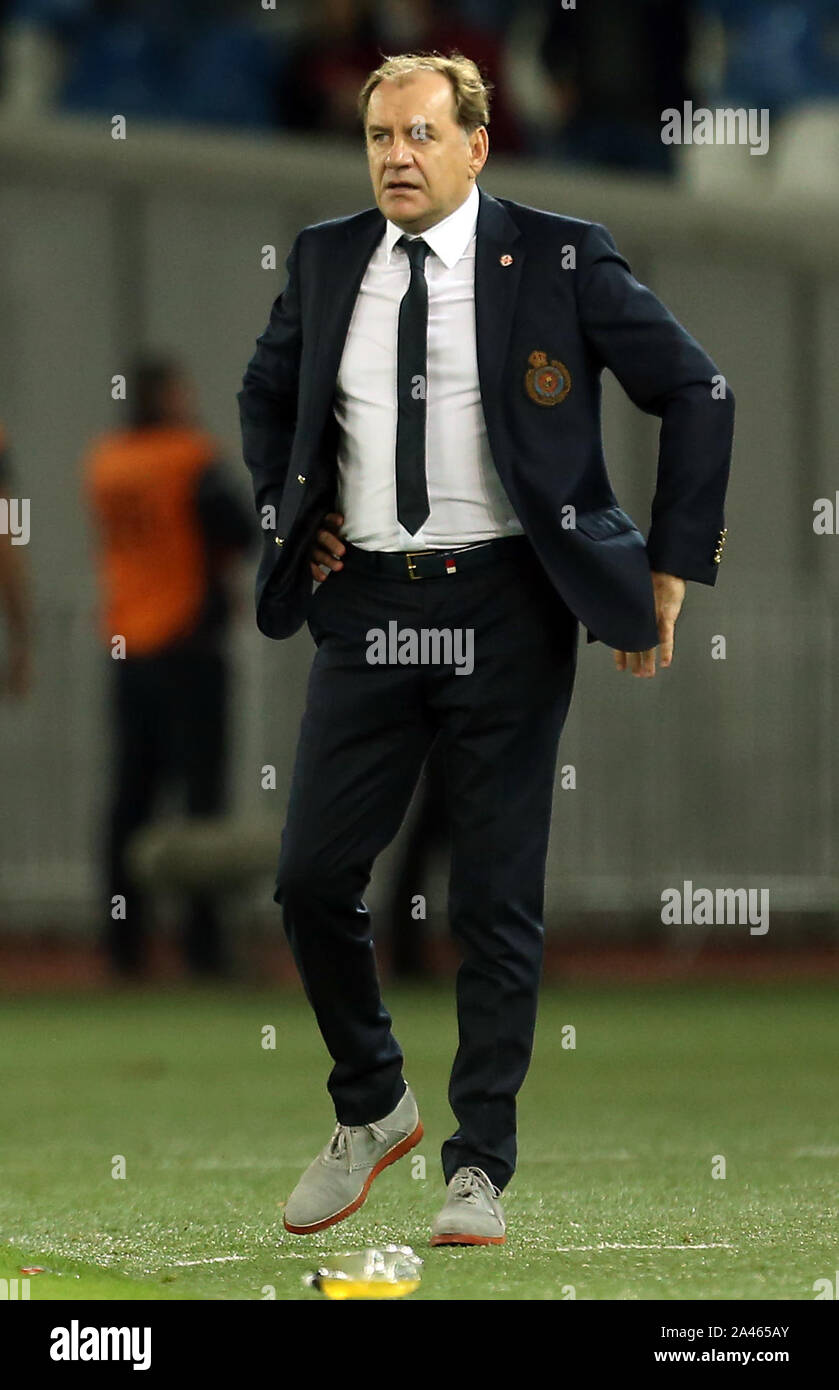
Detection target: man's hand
<box><xmin>613</xmin><ymin>571</ymin><xmax>686</xmax><ymax>677</ymax></box>
<box><xmin>309</xmin><ymin>512</ymin><xmax>346</xmax><ymax>582</ymax></box>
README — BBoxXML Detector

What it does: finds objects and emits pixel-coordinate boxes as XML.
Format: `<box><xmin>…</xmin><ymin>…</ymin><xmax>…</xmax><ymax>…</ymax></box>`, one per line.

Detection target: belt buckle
<box><xmin>405</xmin><ymin>551</ymin><xmax>425</xmax><ymax>580</ymax></box>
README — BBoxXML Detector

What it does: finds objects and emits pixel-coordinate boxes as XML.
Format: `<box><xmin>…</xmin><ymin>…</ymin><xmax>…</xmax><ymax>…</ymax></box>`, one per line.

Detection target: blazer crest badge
<box><xmin>525</xmin><ymin>350</ymin><xmax>571</xmax><ymax>406</ymax></box>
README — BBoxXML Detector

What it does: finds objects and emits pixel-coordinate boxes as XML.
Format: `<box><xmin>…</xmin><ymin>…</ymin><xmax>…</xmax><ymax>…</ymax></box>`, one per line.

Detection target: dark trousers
<box><xmin>104</xmin><ymin>646</ymin><xmax>228</xmax><ymax>974</ymax></box>
<box><xmin>275</xmin><ymin>539</ymin><xmax>578</xmax><ymax>1190</ymax></box>
<box><xmin>386</xmin><ymin>740</ymin><xmax>449</xmax><ymax>977</ymax></box>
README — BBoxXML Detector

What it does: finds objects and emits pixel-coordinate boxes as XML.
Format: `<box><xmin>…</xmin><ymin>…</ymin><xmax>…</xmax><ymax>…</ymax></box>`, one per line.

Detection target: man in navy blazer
<box><xmin>238</xmin><ymin>52</ymin><xmax>734</xmax><ymax>1246</ymax></box>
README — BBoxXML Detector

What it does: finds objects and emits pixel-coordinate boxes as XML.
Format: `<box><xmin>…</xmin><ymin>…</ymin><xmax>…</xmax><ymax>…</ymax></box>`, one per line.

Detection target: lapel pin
<box><xmin>500</xmin><ymin>254</ymin><xmax>513</xmax><ymax>266</ymax></box>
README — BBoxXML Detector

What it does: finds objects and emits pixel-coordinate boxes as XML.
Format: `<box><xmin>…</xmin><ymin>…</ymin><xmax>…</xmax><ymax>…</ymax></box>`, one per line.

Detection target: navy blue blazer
<box><xmin>237</xmin><ymin>185</ymin><xmax>734</xmax><ymax>651</ymax></box>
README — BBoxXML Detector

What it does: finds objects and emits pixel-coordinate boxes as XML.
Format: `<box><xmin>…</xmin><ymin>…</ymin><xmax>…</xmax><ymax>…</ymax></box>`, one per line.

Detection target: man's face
<box><xmin>365</xmin><ymin>71</ymin><xmax>488</xmax><ymax>233</ymax></box>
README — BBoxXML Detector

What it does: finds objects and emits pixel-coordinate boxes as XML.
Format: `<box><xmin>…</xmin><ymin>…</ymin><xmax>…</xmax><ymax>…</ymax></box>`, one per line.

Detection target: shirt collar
<box><xmin>385</xmin><ymin>181</ymin><xmax>479</xmax><ymax>269</ymax></box>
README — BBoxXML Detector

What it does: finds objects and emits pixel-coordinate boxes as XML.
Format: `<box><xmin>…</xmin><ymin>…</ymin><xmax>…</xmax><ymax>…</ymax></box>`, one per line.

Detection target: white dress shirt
<box><xmin>333</xmin><ymin>181</ymin><xmax>524</xmax><ymax>551</ymax></box>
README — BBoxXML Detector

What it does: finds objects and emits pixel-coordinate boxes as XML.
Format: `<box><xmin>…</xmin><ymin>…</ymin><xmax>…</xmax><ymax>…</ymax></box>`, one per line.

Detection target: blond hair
<box><xmin>358</xmin><ymin>51</ymin><xmax>492</xmax><ymax>135</ymax></box>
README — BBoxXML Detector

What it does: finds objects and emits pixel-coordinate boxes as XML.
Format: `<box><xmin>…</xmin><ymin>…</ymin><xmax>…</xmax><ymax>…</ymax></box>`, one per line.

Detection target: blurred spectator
<box><xmin>538</xmin><ymin>0</ymin><xmax>697</xmax><ymax>175</ymax></box>
<box><xmin>83</xmin><ymin>358</ymin><xmax>254</xmax><ymax>978</ymax></box>
<box><xmin>6</xmin><ymin>0</ymin><xmax>839</xmax><ymax>157</ymax></box>
<box><xmin>281</xmin><ymin>0</ymin><xmax>523</xmax><ymax>151</ymax></box>
<box><xmin>0</xmin><ymin>423</ymin><xmax>32</xmax><ymax>699</ymax></box>
<box><xmin>1</xmin><ymin>0</ymin><xmax>519</xmax><ymax>148</ymax></box>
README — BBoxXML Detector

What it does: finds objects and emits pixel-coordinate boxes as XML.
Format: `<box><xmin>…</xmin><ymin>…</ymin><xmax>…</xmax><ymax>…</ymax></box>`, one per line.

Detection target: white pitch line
<box><xmin>169</xmin><ymin>1255</ymin><xmax>249</xmax><ymax>1267</ymax></box>
<box><xmin>552</xmin><ymin>1242</ymin><xmax>734</xmax><ymax>1253</ymax></box>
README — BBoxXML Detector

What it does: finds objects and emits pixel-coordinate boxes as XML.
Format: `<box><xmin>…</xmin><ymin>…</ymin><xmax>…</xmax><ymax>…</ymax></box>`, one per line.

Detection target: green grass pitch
<box><xmin>0</xmin><ymin>983</ymin><xmax>836</xmax><ymax>1301</ymax></box>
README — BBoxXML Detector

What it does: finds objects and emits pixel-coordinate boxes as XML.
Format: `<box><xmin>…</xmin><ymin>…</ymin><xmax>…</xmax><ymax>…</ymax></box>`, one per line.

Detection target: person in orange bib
<box><xmin>84</xmin><ymin>358</ymin><xmax>254</xmax><ymax>977</ymax></box>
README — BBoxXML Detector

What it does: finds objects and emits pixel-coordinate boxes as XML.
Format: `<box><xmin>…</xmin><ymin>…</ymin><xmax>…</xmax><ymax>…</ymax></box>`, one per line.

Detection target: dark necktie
<box><xmin>395</xmin><ymin>234</ymin><xmax>430</xmax><ymax>535</ymax></box>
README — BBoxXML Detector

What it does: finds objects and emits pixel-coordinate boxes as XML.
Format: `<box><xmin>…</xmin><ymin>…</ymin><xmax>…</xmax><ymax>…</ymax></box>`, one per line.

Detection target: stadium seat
<box><xmin>8</xmin><ymin>0</ymin><xmax>93</xmax><ymax>23</ymax></box>
<box><xmin>59</xmin><ymin>21</ymin><xmax>177</xmax><ymax>120</ymax></box>
<box><xmin>172</xmin><ymin>24</ymin><xmax>284</xmax><ymax>128</ymax></box>
<box><xmin>701</xmin><ymin>0</ymin><xmax>839</xmax><ymax>110</ymax></box>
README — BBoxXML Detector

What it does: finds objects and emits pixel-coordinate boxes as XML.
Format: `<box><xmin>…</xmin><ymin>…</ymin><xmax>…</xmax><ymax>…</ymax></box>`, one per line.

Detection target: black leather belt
<box><xmin>341</xmin><ymin>535</ymin><xmax>529</xmax><ymax>581</ymax></box>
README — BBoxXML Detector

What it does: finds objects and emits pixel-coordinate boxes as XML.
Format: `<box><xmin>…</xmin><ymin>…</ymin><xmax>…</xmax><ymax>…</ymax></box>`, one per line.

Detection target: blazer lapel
<box><xmin>474</xmin><ymin>187</ymin><xmax>524</xmax><ymax>420</ymax></box>
<box><xmin>297</xmin><ymin>209</ymin><xmax>384</xmax><ymax>446</ymax></box>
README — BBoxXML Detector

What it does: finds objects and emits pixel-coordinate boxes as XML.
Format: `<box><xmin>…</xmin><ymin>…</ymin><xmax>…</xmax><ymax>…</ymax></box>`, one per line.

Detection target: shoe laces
<box><xmin>327</xmin><ymin>1120</ymin><xmax>388</xmax><ymax>1166</ymax></box>
<box><xmin>451</xmin><ymin>1166</ymin><xmax>501</xmax><ymax>1203</ymax></box>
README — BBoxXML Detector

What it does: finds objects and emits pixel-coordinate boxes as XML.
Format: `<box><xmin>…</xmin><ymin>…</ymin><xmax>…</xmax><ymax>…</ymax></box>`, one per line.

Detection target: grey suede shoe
<box><xmin>283</xmin><ymin>1084</ymin><xmax>422</xmax><ymax>1234</ymax></box>
<box><xmin>430</xmin><ymin>1166</ymin><xmax>506</xmax><ymax>1246</ymax></box>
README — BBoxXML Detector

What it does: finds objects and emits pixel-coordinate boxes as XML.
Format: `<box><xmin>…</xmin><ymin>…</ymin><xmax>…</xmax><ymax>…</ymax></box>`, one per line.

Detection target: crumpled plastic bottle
<box><xmin>303</xmin><ymin>1244</ymin><xmax>423</xmax><ymax>1300</ymax></box>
